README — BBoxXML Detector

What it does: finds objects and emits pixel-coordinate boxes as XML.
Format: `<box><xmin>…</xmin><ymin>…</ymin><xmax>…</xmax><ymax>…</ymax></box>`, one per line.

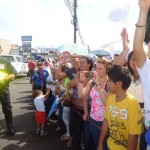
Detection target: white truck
<box><xmin>0</xmin><ymin>55</ymin><xmax>29</xmax><ymax>76</ymax></box>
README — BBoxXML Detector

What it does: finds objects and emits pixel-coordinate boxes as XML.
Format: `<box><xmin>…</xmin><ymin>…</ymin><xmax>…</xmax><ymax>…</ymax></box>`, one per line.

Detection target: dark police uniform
<box><xmin>0</xmin><ymin>57</ymin><xmax>16</xmax><ymax>136</ymax></box>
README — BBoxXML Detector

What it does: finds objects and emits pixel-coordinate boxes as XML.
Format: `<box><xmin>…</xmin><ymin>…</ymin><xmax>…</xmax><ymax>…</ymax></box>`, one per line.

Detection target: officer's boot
<box><xmin>5</xmin><ymin>113</ymin><xmax>15</xmax><ymax>136</ymax></box>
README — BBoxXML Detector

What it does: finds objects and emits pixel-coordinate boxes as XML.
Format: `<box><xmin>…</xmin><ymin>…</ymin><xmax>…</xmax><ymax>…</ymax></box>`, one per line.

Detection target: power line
<box><xmin>63</xmin><ymin>0</ymin><xmax>85</xmax><ymax>45</ymax></box>
<box><xmin>64</xmin><ymin>0</ymin><xmax>73</xmax><ymax>16</ymax></box>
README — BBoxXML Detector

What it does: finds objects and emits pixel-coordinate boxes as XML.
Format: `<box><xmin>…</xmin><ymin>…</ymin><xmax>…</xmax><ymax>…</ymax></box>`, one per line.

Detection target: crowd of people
<box><xmin>1</xmin><ymin>0</ymin><xmax>150</xmax><ymax>150</ymax></box>
<box><xmin>30</xmin><ymin>1</ymin><xmax>150</xmax><ymax>149</ymax></box>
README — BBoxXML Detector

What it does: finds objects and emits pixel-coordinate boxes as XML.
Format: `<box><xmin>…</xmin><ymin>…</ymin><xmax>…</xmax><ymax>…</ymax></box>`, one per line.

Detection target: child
<box><xmin>98</xmin><ymin>65</ymin><xmax>143</xmax><ymax>150</ymax></box>
<box><xmin>34</xmin><ymin>88</ymin><xmax>50</xmax><ymax>136</ymax></box>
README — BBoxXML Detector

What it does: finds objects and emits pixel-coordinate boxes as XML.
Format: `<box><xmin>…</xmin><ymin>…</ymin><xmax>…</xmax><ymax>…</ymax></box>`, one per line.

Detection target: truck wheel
<box><xmin>27</xmin><ymin>71</ymin><xmax>30</xmax><ymax>77</ymax></box>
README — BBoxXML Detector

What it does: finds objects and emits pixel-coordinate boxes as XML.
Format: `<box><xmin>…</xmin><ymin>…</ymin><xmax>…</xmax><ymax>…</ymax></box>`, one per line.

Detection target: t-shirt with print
<box><xmin>72</xmin><ymin>87</ymin><xmax>83</xmax><ymax>110</ymax></box>
<box><xmin>34</xmin><ymin>95</ymin><xmax>45</xmax><ymax>112</ymax></box>
<box><xmin>105</xmin><ymin>93</ymin><xmax>143</xmax><ymax>150</ymax></box>
<box><xmin>136</xmin><ymin>58</ymin><xmax>150</xmax><ymax>127</ymax></box>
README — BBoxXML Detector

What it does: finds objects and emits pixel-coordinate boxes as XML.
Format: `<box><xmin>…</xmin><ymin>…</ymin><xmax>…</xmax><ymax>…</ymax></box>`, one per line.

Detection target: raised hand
<box><xmin>78</xmin><ymin>71</ymin><xmax>86</xmax><ymax>82</ymax></box>
<box><xmin>121</xmin><ymin>28</ymin><xmax>130</xmax><ymax>51</ymax></box>
<box><xmin>64</xmin><ymin>51</ymin><xmax>72</xmax><ymax>58</ymax></box>
<box><xmin>139</xmin><ymin>0</ymin><xmax>150</xmax><ymax>10</ymax></box>
<box><xmin>121</xmin><ymin>28</ymin><xmax>130</xmax><ymax>43</ymax></box>
<box><xmin>92</xmin><ymin>71</ymin><xmax>100</xmax><ymax>84</ymax></box>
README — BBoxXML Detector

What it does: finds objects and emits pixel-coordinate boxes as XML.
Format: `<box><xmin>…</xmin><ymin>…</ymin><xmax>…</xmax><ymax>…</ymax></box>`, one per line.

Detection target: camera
<box><xmin>85</xmin><ymin>71</ymin><xmax>93</xmax><ymax>79</ymax></box>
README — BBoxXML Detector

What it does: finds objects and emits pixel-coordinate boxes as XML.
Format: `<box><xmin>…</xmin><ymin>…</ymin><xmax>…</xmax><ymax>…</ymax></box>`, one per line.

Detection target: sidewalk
<box><xmin>0</xmin><ymin>77</ymin><xmax>66</xmax><ymax>150</ymax></box>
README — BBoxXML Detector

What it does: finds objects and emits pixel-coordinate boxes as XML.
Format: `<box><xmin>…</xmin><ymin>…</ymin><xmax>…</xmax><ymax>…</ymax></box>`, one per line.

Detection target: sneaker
<box><xmin>36</xmin><ymin>128</ymin><xmax>40</xmax><ymax>134</ymax></box>
<box><xmin>40</xmin><ymin>131</ymin><xmax>48</xmax><ymax>136</ymax></box>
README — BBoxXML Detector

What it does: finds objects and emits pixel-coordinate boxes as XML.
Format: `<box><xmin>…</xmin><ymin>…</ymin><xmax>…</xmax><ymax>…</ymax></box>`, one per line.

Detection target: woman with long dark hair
<box><xmin>67</xmin><ymin>56</ymin><xmax>94</xmax><ymax>150</ymax></box>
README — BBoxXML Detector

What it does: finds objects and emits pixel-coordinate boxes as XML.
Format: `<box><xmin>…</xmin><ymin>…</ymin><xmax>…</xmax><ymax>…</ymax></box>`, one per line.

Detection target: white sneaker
<box><xmin>36</xmin><ymin>128</ymin><xmax>40</xmax><ymax>134</ymax></box>
<box><xmin>40</xmin><ymin>131</ymin><xmax>48</xmax><ymax>136</ymax></box>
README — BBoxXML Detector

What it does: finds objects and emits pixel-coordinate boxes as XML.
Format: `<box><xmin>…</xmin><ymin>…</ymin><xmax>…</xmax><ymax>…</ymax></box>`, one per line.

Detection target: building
<box><xmin>10</xmin><ymin>44</ymin><xmax>22</xmax><ymax>55</ymax></box>
<box><xmin>0</xmin><ymin>39</ymin><xmax>11</xmax><ymax>55</ymax></box>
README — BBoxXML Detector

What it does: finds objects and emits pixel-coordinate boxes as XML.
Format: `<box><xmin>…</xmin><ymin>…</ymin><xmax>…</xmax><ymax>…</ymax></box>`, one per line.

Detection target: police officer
<box><xmin>0</xmin><ymin>57</ymin><xmax>16</xmax><ymax>136</ymax></box>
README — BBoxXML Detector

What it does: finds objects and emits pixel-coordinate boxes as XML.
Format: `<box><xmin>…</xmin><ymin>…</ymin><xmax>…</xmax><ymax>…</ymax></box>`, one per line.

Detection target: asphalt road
<box><xmin>0</xmin><ymin>77</ymin><xmax>66</xmax><ymax>150</ymax></box>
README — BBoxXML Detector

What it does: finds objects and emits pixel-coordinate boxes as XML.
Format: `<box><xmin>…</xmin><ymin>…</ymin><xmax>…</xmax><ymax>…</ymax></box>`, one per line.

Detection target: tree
<box><xmin>144</xmin><ymin>8</ymin><xmax>150</xmax><ymax>45</ymax></box>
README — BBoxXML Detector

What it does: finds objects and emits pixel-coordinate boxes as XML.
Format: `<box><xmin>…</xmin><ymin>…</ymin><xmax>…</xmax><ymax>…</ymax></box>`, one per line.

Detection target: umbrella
<box><xmin>47</xmin><ymin>95</ymin><xmax>60</xmax><ymax>119</ymax></box>
<box><xmin>56</xmin><ymin>44</ymin><xmax>88</xmax><ymax>55</ymax></box>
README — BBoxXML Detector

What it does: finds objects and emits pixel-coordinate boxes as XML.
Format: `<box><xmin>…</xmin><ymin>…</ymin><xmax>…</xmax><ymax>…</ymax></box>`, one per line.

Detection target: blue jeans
<box><xmin>69</xmin><ymin>108</ymin><xmax>84</xmax><ymax>149</ymax></box>
<box><xmin>44</xmin><ymin>95</ymin><xmax>55</xmax><ymax>117</ymax></box>
<box><xmin>58</xmin><ymin>104</ymin><xmax>65</xmax><ymax>129</ymax></box>
<box><xmin>29</xmin><ymin>70</ymin><xmax>35</xmax><ymax>83</ymax></box>
<box><xmin>84</xmin><ymin>121</ymin><xmax>96</xmax><ymax>150</ymax></box>
<box><xmin>90</xmin><ymin>118</ymin><xmax>107</xmax><ymax>150</ymax></box>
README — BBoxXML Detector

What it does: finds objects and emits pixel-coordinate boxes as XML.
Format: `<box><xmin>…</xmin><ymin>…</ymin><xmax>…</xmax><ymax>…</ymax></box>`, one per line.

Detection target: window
<box><xmin>16</xmin><ymin>57</ymin><xmax>21</xmax><ymax>62</ymax></box>
<box><xmin>22</xmin><ymin>58</ymin><xmax>27</xmax><ymax>63</ymax></box>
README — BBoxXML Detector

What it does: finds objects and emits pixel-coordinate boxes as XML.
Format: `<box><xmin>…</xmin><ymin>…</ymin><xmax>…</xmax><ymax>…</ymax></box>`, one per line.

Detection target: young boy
<box><xmin>98</xmin><ymin>65</ymin><xmax>143</xmax><ymax>150</ymax></box>
<box><xmin>34</xmin><ymin>88</ymin><xmax>50</xmax><ymax>136</ymax></box>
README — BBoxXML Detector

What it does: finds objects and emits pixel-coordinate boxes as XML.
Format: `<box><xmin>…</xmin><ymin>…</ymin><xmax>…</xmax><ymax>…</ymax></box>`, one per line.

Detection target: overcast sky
<box><xmin>0</xmin><ymin>0</ymin><xmax>139</xmax><ymax>49</ymax></box>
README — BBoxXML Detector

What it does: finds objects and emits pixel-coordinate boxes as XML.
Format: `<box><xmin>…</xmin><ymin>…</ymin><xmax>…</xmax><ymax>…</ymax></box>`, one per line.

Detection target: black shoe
<box><xmin>7</xmin><ymin>125</ymin><xmax>15</xmax><ymax>136</ymax></box>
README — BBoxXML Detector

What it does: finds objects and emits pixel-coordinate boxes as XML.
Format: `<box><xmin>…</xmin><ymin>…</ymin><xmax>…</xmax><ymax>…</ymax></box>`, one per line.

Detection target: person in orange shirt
<box><xmin>28</xmin><ymin>58</ymin><xmax>36</xmax><ymax>83</ymax></box>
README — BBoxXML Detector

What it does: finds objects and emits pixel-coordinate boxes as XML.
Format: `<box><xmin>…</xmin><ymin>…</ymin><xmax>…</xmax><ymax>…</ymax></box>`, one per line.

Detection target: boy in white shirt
<box><xmin>34</xmin><ymin>88</ymin><xmax>50</xmax><ymax>136</ymax></box>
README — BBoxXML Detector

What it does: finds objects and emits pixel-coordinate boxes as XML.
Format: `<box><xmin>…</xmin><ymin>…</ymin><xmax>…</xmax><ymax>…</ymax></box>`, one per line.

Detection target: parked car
<box><xmin>0</xmin><ymin>55</ymin><xmax>29</xmax><ymax>76</ymax></box>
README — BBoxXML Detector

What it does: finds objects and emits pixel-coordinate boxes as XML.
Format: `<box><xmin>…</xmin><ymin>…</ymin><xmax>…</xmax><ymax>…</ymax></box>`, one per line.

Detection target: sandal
<box><xmin>66</xmin><ymin>137</ymin><xmax>73</xmax><ymax>148</ymax></box>
<box><xmin>60</xmin><ymin>135</ymin><xmax>70</xmax><ymax>141</ymax></box>
<box><xmin>55</xmin><ymin>127</ymin><xmax>61</xmax><ymax>132</ymax></box>
<box><xmin>60</xmin><ymin>133</ymin><xmax>67</xmax><ymax>138</ymax></box>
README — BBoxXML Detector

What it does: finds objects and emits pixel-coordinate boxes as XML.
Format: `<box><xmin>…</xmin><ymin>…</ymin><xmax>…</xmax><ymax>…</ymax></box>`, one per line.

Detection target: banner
<box><xmin>108</xmin><ymin>4</ymin><xmax>130</xmax><ymax>23</ymax></box>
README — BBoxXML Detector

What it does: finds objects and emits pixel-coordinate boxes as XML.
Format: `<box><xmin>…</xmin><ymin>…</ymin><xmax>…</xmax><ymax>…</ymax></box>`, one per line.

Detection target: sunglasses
<box><xmin>37</xmin><ymin>64</ymin><xmax>43</xmax><ymax>66</ymax></box>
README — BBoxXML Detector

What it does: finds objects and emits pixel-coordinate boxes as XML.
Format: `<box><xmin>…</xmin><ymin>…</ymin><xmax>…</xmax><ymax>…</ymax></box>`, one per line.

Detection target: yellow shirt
<box><xmin>105</xmin><ymin>93</ymin><xmax>143</xmax><ymax>150</ymax></box>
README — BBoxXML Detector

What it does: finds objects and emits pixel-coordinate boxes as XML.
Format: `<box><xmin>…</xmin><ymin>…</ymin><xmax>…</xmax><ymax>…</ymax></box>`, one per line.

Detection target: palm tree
<box><xmin>144</xmin><ymin>8</ymin><xmax>150</xmax><ymax>45</ymax></box>
<box><xmin>144</xmin><ymin>8</ymin><xmax>150</xmax><ymax>58</ymax></box>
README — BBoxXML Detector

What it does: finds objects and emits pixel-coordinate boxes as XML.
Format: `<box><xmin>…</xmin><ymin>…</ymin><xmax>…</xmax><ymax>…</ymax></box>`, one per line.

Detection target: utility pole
<box><xmin>73</xmin><ymin>0</ymin><xmax>77</xmax><ymax>43</ymax></box>
<box><xmin>87</xmin><ymin>45</ymin><xmax>90</xmax><ymax>53</ymax></box>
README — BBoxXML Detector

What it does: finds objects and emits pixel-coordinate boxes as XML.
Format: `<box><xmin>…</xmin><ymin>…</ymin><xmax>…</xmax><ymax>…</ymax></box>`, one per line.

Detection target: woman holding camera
<box><xmin>78</xmin><ymin>57</ymin><xmax>112</xmax><ymax>150</ymax></box>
